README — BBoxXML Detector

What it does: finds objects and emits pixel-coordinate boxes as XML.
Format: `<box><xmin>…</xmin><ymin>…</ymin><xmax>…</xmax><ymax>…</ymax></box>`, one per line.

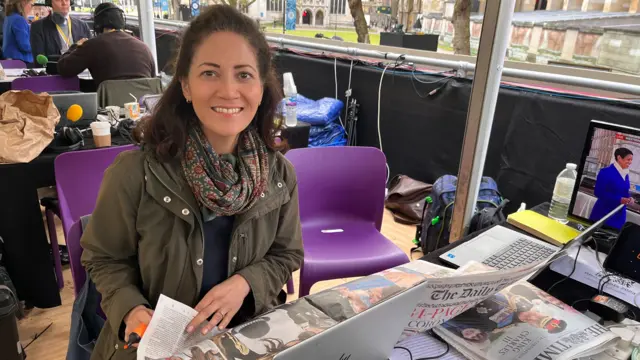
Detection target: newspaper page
<box><xmin>390</xmin><ymin>330</ymin><xmax>466</xmax><ymax>360</ymax></box>
<box><xmin>404</xmin><ymin>259</ymin><xmax>548</xmax><ymax>333</ymax></box>
<box><xmin>434</xmin><ymin>280</ymin><xmax>619</xmax><ymax>360</ymax></box>
<box><xmin>137</xmin><ymin>294</ymin><xmax>222</xmax><ymax>360</ymax></box>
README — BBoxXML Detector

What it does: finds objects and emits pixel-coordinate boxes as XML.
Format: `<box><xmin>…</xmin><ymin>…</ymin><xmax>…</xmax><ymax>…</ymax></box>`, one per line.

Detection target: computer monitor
<box><xmin>568</xmin><ymin>120</ymin><xmax>640</xmax><ymax>230</ymax></box>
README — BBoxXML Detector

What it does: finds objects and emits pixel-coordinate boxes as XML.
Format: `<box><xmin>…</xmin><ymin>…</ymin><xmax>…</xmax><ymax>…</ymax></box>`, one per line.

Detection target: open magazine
<box><xmin>137</xmin><ymin>257</ymin><xmax>613</xmax><ymax>359</ymax></box>
<box><xmin>434</xmin><ymin>280</ymin><xmax>619</xmax><ymax>360</ymax></box>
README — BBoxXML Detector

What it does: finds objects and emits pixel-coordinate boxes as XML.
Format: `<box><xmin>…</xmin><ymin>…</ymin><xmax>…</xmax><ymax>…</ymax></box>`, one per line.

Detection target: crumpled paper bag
<box><xmin>0</xmin><ymin>90</ymin><xmax>60</xmax><ymax>164</ymax></box>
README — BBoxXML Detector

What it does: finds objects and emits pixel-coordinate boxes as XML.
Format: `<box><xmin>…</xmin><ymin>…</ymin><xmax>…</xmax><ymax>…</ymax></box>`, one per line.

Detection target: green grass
<box><xmin>265</xmin><ymin>28</ymin><xmax>380</xmax><ymax>45</ymax></box>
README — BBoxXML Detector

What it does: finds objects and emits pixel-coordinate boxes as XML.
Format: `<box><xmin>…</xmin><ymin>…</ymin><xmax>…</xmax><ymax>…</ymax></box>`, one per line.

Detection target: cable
<box><xmin>333</xmin><ymin>58</ymin><xmax>345</xmax><ymax>129</ymax></box>
<box><xmin>343</xmin><ymin>59</ymin><xmax>354</xmax><ymax>138</ymax></box>
<box><xmin>547</xmin><ymin>243</ymin><xmax>583</xmax><ymax>294</ymax></box>
<box><xmin>22</xmin><ymin>321</ymin><xmax>53</xmax><ymax>350</ymax></box>
<box><xmin>392</xmin><ymin>331</ymin><xmax>450</xmax><ymax>360</ymax></box>
<box><xmin>378</xmin><ymin>64</ymin><xmax>391</xmax><ymax>183</ymax></box>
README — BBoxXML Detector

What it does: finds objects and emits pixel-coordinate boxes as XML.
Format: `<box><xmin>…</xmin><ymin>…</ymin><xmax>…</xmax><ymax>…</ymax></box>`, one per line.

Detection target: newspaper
<box><xmin>404</xmin><ymin>260</ymin><xmax>549</xmax><ymax>333</ymax></box>
<box><xmin>390</xmin><ymin>330</ymin><xmax>466</xmax><ymax>360</ymax></box>
<box><xmin>136</xmin><ymin>259</ymin><xmax>555</xmax><ymax>359</ymax></box>
<box><xmin>434</xmin><ymin>280</ymin><xmax>619</xmax><ymax>360</ymax></box>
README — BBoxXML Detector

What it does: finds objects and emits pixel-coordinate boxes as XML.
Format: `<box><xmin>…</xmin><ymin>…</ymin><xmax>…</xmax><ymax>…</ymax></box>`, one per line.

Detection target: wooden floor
<box><xmin>19</xmin><ymin>209</ymin><xmax>419</xmax><ymax>360</ymax></box>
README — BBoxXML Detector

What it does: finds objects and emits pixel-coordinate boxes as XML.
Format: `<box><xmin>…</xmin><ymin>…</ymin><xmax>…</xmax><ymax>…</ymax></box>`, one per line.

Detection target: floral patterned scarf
<box><xmin>181</xmin><ymin>125</ymin><xmax>269</xmax><ymax>216</ymax></box>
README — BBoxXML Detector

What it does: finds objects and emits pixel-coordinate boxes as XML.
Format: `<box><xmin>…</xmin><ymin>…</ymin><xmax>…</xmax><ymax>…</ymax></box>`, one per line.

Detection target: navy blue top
<box><xmin>2</xmin><ymin>13</ymin><xmax>32</xmax><ymax>63</ymax></box>
<box><xmin>199</xmin><ymin>215</ymin><xmax>235</xmax><ymax>299</ymax></box>
<box><xmin>590</xmin><ymin>163</ymin><xmax>630</xmax><ymax>230</ymax></box>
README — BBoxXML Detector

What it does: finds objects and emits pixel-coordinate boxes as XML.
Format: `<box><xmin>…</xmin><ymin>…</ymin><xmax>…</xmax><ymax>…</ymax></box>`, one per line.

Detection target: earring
<box><xmin>186</xmin><ymin>98</ymin><xmax>191</xmax><ymax>103</ymax></box>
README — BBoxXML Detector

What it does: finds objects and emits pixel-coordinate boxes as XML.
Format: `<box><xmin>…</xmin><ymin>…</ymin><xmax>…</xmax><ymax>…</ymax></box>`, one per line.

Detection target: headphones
<box><xmin>46</xmin><ymin>127</ymin><xmax>84</xmax><ymax>153</ymax></box>
<box><xmin>93</xmin><ymin>3</ymin><xmax>125</xmax><ymax>34</ymax></box>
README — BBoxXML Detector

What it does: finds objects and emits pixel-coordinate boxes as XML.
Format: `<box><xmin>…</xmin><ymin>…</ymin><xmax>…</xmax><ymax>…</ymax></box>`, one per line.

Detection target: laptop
<box><xmin>273</xmin><ymin>280</ymin><xmax>430</xmax><ymax>360</ymax></box>
<box><xmin>440</xmin><ymin>204</ymin><xmax>623</xmax><ymax>270</ymax></box>
<box><xmin>51</xmin><ymin>92</ymin><xmax>98</xmax><ymax>128</ymax></box>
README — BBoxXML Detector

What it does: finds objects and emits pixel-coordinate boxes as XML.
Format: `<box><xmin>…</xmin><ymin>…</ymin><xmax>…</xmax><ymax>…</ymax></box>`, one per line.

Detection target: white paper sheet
<box><xmin>390</xmin><ymin>332</ymin><xmax>466</xmax><ymax>360</ymax></box>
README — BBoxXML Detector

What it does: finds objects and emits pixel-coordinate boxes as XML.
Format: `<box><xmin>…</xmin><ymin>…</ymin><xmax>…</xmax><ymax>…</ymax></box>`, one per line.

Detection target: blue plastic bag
<box><xmin>309</xmin><ymin>119</ymin><xmax>347</xmax><ymax>147</ymax></box>
<box><xmin>280</xmin><ymin>95</ymin><xmax>344</xmax><ymax>126</ymax></box>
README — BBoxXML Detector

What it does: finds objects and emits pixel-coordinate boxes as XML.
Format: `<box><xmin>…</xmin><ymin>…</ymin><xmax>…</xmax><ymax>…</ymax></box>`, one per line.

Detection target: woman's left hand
<box><xmin>186</xmin><ymin>274</ymin><xmax>251</xmax><ymax>334</ymax></box>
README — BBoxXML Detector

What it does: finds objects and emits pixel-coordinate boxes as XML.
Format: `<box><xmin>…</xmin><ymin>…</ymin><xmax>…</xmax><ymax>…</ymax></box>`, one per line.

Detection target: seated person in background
<box><xmin>57</xmin><ymin>2</ymin><xmax>156</xmax><ymax>86</ymax></box>
<box><xmin>30</xmin><ymin>0</ymin><xmax>91</xmax><ymax>62</ymax></box>
<box><xmin>2</xmin><ymin>0</ymin><xmax>33</xmax><ymax>64</ymax></box>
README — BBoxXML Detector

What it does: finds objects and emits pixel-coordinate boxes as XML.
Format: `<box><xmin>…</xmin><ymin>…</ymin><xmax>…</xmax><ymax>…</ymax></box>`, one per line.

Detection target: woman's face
<box><xmin>23</xmin><ymin>0</ymin><xmax>33</xmax><ymax>15</ymax></box>
<box><xmin>461</xmin><ymin>328</ymin><xmax>488</xmax><ymax>342</ymax></box>
<box><xmin>618</xmin><ymin>154</ymin><xmax>633</xmax><ymax>169</ymax></box>
<box><xmin>181</xmin><ymin>31</ymin><xmax>264</xmax><ymax>143</ymax></box>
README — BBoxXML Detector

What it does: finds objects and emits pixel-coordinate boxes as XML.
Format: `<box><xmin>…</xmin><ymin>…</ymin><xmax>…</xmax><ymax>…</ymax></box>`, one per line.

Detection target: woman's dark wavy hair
<box><xmin>136</xmin><ymin>5</ymin><xmax>283</xmax><ymax>159</ymax></box>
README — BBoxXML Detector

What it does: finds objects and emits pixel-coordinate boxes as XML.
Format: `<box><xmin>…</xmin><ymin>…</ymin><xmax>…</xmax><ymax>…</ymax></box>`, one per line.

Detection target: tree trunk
<box><xmin>405</xmin><ymin>0</ymin><xmax>413</xmax><ymax>29</ymax></box>
<box><xmin>391</xmin><ymin>0</ymin><xmax>399</xmax><ymax>20</ymax></box>
<box><xmin>348</xmin><ymin>0</ymin><xmax>370</xmax><ymax>43</ymax></box>
<box><xmin>171</xmin><ymin>0</ymin><xmax>180</xmax><ymax>20</ymax></box>
<box><xmin>452</xmin><ymin>0</ymin><xmax>471</xmax><ymax>55</ymax></box>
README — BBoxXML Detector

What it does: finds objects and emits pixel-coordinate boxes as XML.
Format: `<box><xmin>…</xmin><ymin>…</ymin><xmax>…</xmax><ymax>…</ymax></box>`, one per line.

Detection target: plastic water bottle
<box><xmin>548</xmin><ymin>163</ymin><xmax>578</xmax><ymax>224</ymax></box>
<box><xmin>282</xmin><ymin>72</ymin><xmax>297</xmax><ymax>127</ymax></box>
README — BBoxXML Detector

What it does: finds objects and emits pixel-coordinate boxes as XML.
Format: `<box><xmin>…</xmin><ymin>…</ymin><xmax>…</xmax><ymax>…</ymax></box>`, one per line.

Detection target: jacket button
<box><xmin>115</xmin><ymin>344</ymin><xmax>119</xmax><ymax>350</ymax></box>
<box><xmin>163</xmin><ymin>196</ymin><xmax>171</xmax><ymax>203</ymax></box>
<box><xmin>260</xmin><ymin>193</ymin><xmax>265</xmax><ymax>198</ymax></box>
<box><xmin>277</xmin><ymin>182</ymin><xmax>283</xmax><ymax>188</ymax></box>
<box><xmin>196</xmin><ymin>259</ymin><xmax>203</xmax><ymax>266</ymax></box>
<box><xmin>232</xmin><ymin>256</ymin><xmax>237</xmax><ymax>262</ymax></box>
<box><xmin>182</xmin><ymin>208</ymin><xmax>190</xmax><ymax>215</ymax></box>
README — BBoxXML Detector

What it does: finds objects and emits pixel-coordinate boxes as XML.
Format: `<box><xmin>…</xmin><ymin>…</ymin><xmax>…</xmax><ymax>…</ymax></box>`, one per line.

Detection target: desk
<box><xmin>0</xmin><ymin>135</ymin><xmax>130</xmax><ymax>308</ymax></box>
<box><xmin>418</xmin><ymin>203</ymin><xmax>640</xmax><ymax>319</ymax></box>
<box><xmin>0</xmin><ymin>69</ymin><xmax>94</xmax><ymax>94</ymax></box>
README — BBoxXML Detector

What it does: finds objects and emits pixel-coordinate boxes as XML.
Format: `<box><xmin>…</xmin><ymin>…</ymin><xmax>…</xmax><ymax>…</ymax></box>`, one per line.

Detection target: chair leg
<box><xmin>286</xmin><ymin>278</ymin><xmax>295</xmax><ymax>294</ymax></box>
<box><xmin>298</xmin><ymin>280</ymin><xmax>313</xmax><ymax>298</ymax></box>
<box><xmin>46</xmin><ymin>209</ymin><xmax>64</xmax><ymax>290</ymax></box>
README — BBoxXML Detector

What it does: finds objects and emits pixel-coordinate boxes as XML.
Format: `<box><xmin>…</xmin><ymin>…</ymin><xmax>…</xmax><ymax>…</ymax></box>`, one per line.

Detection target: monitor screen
<box><xmin>569</xmin><ymin>120</ymin><xmax>640</xmax><ymax>230</ymax></box>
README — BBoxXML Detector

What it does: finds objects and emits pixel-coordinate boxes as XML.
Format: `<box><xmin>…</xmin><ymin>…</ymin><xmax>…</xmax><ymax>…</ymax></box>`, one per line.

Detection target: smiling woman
<box><xmin>80</xmin><ymin>5</ymin><xmax>303</xmax><ymax>360</ymax></box>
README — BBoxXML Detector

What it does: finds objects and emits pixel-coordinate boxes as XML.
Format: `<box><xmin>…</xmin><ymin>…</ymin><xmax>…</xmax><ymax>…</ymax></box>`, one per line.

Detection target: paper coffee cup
<box><xmin>124</xmin><ymin>102</ymin><xmax>141</xmax><ymax>120</ymax></box>
<box><xmin>90</xmin><ymin>121</ymin><xmax>111</xmax><ymax>148</ymax></box>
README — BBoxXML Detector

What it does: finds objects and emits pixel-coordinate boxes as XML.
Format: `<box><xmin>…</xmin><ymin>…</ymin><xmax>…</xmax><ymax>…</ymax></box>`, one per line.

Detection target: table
<box><xmin>418</xmin><ymin>203</ymin><xmax>640</xmax><ymax>319</ymax></box>
<box><xmin>0</xmin><ymin>135</ymin><xmax>130</xmax><ymax>308</ymax></box>
<box><xmin>0</xmin><ymin>69</ymin><xmax>95</xmax><ymax>94</ymax></box>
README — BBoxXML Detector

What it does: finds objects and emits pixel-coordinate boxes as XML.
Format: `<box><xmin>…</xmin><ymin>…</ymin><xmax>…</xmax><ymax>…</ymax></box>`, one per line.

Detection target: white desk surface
<box><xmin>0</xmin><ymin>68</ymin><xmax>92</xmax><ymax>83</ymax></box>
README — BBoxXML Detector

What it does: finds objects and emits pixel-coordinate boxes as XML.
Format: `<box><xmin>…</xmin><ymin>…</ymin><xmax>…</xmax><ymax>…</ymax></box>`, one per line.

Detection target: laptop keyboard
<box><xmin>483</xmin><ymin>238</ymin><xmax>556</xmax><ymax>269</ymax></box>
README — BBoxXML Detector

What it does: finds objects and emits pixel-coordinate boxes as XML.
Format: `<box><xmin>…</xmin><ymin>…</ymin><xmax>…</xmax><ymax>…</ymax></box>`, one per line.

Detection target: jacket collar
<box><xmin>144</xmin><ymin>150</ymin><xmax>288</xmax><ymax>226</ymax></box>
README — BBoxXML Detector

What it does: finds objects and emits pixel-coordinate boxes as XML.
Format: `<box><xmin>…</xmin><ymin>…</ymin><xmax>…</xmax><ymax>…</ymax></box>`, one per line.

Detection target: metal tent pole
<box><xmin>138</xmin><ymin>0</ymin><xmax>158</xmax><ymax>74</ymax></box>
<box><xmin>263</xmin><ymin>35</ymin><xmax>640</xmax><ymax>96</ymax></box>
<box><xmin>448</xmin><ymin>0</ymin><xmax>515</xmax><ymax>242</ymax></box>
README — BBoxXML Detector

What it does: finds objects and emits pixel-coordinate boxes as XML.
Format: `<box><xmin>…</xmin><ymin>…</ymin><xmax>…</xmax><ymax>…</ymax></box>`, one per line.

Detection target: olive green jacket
<box><xmin>80</xmin><ymin>149</ymin><xmax>303</xmax><ymax>360</ymax></box>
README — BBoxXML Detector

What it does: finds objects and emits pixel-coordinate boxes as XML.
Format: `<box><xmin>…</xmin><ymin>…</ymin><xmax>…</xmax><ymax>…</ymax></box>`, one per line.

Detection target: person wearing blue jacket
<box><xmin>2</xmin><ymin>0</ymin><xmax>33</xmax><ymax>64</ymax></box>
<box><xmin>590</xmin><ymin>147</ymin><xmax>634</xmax><ymax>230</ymax></box>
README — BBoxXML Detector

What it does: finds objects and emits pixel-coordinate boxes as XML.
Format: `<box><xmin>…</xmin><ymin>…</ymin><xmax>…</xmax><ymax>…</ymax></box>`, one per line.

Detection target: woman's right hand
<box><xmin>123</xmin><ymin>305</ymin><xmax>154</xmax><ymax>347</ymax></box>
<box><xmin>621</xmin><ymin>197</ymin><xmax>635</xmax><ymax>205</ymax></box>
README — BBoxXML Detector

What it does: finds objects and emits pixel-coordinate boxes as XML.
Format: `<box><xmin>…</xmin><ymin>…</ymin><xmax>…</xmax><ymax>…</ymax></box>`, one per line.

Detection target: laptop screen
<box><xmin>569</xmin><ymin>120</ymin><xmax>640</xmax><ymax>231</ymax></box>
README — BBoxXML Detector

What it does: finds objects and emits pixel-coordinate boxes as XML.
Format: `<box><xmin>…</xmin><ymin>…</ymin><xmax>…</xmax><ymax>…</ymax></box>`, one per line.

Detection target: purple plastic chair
<box><xmin>66</xmin><ymin>219</ymin><xmax>87</xmax><ymax>296</ymax></box>
<box><xmin>286</xmin><ymin>147</ymin><xmax>409</xmax><ymax>297</ymax></box>
<box><xmin>45</xmin><ymin>145</ymin><xmax>136</xmax><ymax>289</ymax></box>
<box><xmin>12</xmin><ymin>75</ymin><xmax>80</xmax><ymax>92</ymax></box>
<box><xmin>0</xmin><ymin>59</ymin><xmax>26</xmax><ymax>69</ymax></box>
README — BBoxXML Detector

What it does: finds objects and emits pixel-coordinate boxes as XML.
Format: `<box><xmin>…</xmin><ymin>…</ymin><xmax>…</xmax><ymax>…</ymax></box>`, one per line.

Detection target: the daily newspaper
<box><xmin>434</xmin><ymin>280</ymin><xmax>618</xmax><ymax>360</ymax></box>
<box><xmin>136</xmin><ymin>257</ymin><xmax>616</xmax><ymax>359</ymax></box>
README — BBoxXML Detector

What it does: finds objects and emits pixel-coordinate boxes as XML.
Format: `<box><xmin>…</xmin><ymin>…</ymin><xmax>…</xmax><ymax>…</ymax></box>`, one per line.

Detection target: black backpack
<box><xmin>412</xmin><ymin>175</ymin><xmax>507</xmax><ymax>254</ymax></box>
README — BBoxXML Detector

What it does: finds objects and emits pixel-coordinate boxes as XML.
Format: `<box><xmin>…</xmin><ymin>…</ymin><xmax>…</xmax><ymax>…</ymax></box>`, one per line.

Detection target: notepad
<box><xmin>507</xmin><ymin>210</ymin><xmax>580</xmax><ymax>247</ymax></box>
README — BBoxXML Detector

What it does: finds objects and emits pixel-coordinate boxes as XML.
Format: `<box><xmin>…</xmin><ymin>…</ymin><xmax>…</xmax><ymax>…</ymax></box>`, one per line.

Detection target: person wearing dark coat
<box><xmin>29</xmin><ymin>0</ymin><xmax>91</xmax><ymax>62</ymax></box>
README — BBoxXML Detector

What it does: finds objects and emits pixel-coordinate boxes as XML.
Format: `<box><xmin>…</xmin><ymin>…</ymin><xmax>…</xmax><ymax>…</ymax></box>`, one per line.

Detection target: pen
<box><xmin>123</xmin><ymin>323</ymin><xmax>148</xmax><ymax>349</ymax></box>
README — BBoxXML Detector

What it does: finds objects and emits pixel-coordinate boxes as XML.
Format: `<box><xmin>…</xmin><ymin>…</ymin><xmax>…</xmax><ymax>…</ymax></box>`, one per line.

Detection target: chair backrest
<box><xmin>55</xmin><ymin>145</ymin><xmax>136</xmax><ymax>237</ymax></box>
<box><xmin>0</xmin><ymin>59</ymin><xmax>26</xmax><ymax>69</ymax></box>
<box><xmin>67</xmin><ymin>219</ymin><xmax>86</xmax><ymax>296</ymax></box>
<box><xmin>97</xmin><ymin>78</ymin><xmax>163</xmax><ymax>108</ymax></box>
<box><xmin>11</xmin><ymin>75</ymin><xmax>80</xmax><ymax>92</ymax></box>
<box><xmin>285</xmin><ymin>146</ymin><xmax>387</xmax><ymax>230</ymax></box>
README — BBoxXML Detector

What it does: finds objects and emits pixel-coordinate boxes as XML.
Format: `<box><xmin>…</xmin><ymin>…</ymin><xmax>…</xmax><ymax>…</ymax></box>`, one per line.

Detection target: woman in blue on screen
<box><xmin>2</xmin><ymin>0</ymin><xmax>33</xmax><ymax>64</ymax></box>
<box><xmin>590</xmin><ymin>147</ymin><xmax>634</xmax><ymax>230</ymax></box>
